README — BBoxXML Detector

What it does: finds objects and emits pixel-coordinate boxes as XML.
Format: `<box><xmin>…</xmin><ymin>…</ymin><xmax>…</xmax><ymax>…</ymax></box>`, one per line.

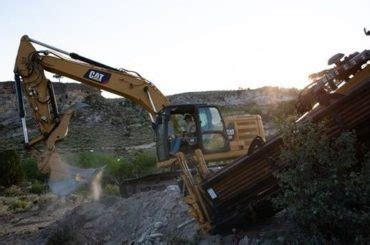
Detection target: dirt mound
<box><xmin>35</xmin><ymin>186</ymin><xmax>198</xmax><ymax>244</ymax></box>
<box><xmin>0</xmin><ymin>189</ymin><xmax>289</xmax><ymax>244</ymax></box>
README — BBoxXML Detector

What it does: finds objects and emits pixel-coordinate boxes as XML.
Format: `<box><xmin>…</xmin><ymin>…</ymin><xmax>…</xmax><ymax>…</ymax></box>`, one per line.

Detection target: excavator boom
<box><xmin>14</xmin><ymin>35</ymin><xmax>169</xmax><ymax>150</ymax></box>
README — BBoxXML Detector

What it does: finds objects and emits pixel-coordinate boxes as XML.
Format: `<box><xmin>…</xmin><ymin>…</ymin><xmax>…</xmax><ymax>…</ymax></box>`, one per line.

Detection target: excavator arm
<box><xmin>13</xmin><ymin>35</ymin><xmax>170</xmax><ymax>188</ymax></box>
<box><xmin>14</xmin><ymin>35</ymin><xmax>169</xmax><ymax>155</ymax></box>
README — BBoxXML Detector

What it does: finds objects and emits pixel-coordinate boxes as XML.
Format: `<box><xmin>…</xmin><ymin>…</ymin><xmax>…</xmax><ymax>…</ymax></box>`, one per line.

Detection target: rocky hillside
<box><xmin>169</xmin><ymin>87</ymin><xmax>298</xmax><ymax>107</ymax></box>
<box><xmin>0</xmin><ymin>81</ymin><xmax>298</xmax><ymax>153</ymax></box>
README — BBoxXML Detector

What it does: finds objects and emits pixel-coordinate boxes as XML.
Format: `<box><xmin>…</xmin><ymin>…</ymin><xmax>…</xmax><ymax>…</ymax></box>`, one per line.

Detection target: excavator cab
<box><xmin>155</xmin><ymin>104</ymin><xmax>230</xmax><ymax>165</ymax></box>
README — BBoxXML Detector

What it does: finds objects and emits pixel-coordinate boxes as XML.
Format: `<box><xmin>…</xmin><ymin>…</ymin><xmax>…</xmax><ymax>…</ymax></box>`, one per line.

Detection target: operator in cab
<box><xmin>169</xmin><ymin>113</ymin><xmax>196</xmax><ymax>155</ymax></box>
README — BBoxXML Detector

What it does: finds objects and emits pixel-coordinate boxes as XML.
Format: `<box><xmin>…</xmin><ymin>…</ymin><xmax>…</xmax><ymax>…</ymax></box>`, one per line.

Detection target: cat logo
<box><xmin>83</xmin><ymin>69</ymin><xmax>111</xmax><ymax>84</ymax></box>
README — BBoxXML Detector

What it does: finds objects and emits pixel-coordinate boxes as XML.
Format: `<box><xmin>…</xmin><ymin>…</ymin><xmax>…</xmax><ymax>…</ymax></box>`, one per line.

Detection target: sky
<box><xmin>1</xmin><ymin>0</ymin><xmax>369</xmax><ymax>96</ymax></box>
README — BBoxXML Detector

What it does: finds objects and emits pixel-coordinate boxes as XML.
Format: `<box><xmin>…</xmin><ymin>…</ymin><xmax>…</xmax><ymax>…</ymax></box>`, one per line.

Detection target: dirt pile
<box><xmin>0</xmin><ymin>188</ymin><xmax>289</xmax><ymax>244</ymax></box>
<box><xmin>33</xmin><ymin>186</ymin><xmax>198</xmax><ymax>244</ymax></box>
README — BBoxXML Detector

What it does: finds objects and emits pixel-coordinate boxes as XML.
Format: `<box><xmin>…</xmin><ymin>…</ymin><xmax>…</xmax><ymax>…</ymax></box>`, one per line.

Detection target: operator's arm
<box><xmin>14</xmin><ymin>35</ymin><xmax>169</xmax><ymax>152</ymax></box>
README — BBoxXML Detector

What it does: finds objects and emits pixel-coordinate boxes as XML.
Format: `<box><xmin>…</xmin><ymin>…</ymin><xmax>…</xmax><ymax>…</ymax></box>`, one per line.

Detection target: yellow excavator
<box><xmin>13</xmin><ymin>35</ymin><xmax>265</xmax><ymax>194</ymax></box>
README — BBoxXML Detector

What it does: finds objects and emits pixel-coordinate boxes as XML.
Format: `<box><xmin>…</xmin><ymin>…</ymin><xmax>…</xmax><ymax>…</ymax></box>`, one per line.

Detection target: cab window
<box><xmin>198</xmin><ymin>107</ymin><xmax>223</xmax><ymax>132</ymax></box>
<box><xmin>197</xmin><ymin>107</ymin><xmax>228</xmax><ymax>153</ymax></box>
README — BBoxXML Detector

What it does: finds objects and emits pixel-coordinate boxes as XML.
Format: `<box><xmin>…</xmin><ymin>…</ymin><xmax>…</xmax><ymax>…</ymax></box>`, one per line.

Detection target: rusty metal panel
<box><xmin>201</xmin><ymin>77</ymin><xmax>370</xmax><ymax>232</ymax></box>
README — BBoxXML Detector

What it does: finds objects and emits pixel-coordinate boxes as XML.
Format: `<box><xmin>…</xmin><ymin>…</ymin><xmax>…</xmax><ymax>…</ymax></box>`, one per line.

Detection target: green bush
<box><xmin>104</xmin><ymin>151</ymin><xmax>156</xmax><ymax>183</ymax></box>
<box><xmin>0</xmin><ymin>150</ymin><xmax>24</xmax><ymax>187</ymax></box>
<box><xmin>73</xmin><ymin>152</ymin><xmax>116</xmax><ymax>169</ymax></box>
<box><xmin>69</xmin><ymin>151</ymin><xmax>157</xmax><ymax>184</ymax></box>
<box><xmin>274</xmin><ymin>123</ymin><xmax>370</xmax><ymax>243</ymax></box>
<box><xmin>8</xmin><ymin>198</ymin><xmax>31</xmax><ymax>212</ymax></box>
<box><xmin>21</xmin><ymin>157</ymin><xmax>48</xmax><ymax>183</ymax></box>
<box><xmin>104</xmin><ymin>157</ymin><xmax>132</xmax><ymax>183</ymax></box>
<box><xmin>130</xmin><ymin>151</ymin><xmax>157</xmax><ymax>176</ymax></box>
<box><xmin>30</xmin><ymin>180</ymin><xmax>45</xmax><ymax>195</ymax></box>
<box><xmin>4</xmin><ymin>185</ymin><xmax>23</xmax><ymax>197</ymax></box>
<box><xmin>103</xmin><ymin>184</ymin><xmax>120</xmax><ymax>196</ymax></box>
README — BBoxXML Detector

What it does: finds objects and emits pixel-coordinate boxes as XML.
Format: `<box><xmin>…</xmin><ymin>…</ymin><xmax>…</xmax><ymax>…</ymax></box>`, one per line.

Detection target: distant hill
<box><xmin>169</xmin><ymin>87</ymin><xmax>298</xmax><ymax>107</ymax></box>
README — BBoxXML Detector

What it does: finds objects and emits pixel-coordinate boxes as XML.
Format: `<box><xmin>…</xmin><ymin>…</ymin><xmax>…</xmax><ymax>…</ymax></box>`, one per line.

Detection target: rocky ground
<box><xmin>0</xmin><ymin>186</ymin><xmax>197</xmax><ymax>244</ymax></box>
<box><xmin>0</xmin><ymin>186</ymin><xmax>290</xmax><ymax>245</ymax></box>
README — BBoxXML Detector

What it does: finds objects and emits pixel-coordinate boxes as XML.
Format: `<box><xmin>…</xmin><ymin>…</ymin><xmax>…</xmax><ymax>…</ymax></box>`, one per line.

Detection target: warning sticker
<box><xmin>207</xmin><ymin>188</ymin><xmax>218</xmax><ymax>199</ymax></box>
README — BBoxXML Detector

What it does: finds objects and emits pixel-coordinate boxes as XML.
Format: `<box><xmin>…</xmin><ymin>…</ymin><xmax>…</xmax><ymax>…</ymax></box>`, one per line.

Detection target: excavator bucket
<box><xmin>37</xmin><ymin>150</ymin><xmax>104</xmax><ymax>197</ymax></box>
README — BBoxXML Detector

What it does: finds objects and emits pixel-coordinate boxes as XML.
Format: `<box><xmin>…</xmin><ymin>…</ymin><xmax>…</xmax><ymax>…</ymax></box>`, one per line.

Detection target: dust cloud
<box><xmin>41</xmin><ymin>151</ymin><xmax>104</xmax><ymax>198</ymax></box>
<box><xmin>90</xmin><ymin>170</ymin><xmax>103</xmax><ymax>201</ymax></box>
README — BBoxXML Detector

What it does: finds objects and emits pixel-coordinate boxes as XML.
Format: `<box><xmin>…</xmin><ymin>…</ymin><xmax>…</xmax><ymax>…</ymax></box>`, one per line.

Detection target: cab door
<box><xmin>196</xmin><ymin>106</ymin><xmax>230</xmax><ymax>154</ymax></box>
<box><xmin>154</xmin><ymin>110</ymin><xmax>170</xmax><ymax>162</ymax></box>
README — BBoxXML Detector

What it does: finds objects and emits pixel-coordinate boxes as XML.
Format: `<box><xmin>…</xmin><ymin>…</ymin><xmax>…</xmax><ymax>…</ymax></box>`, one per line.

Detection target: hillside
<box><xmin>169</xmin><ymin>87</ymin><xmax>298</xmax><ymax>107</ymax></box>
<box><xmin>0</xmin><ymin>81</ymin><xmax>298</xmax><ymax>153</ymax></box>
